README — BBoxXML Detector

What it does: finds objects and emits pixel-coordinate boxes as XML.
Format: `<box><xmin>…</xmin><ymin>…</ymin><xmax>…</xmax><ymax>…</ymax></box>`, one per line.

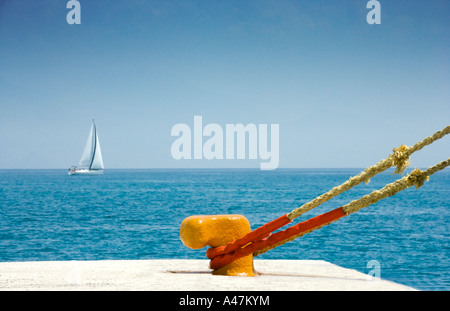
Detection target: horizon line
<box><xmin>0</xmin><ymin>167</ymin><xmax>435</xmax><ymax>171</ymax></box>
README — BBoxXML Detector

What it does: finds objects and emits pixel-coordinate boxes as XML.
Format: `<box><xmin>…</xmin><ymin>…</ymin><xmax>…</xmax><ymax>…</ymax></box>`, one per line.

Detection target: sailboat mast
<box><xmin>89</xmin><ymin>120</ymin><xmax>97</xmax><ymax>170</ymax></box>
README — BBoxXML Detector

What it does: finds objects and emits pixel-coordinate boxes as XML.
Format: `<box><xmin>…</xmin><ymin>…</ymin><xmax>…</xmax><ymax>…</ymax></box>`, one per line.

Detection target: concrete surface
<box><xmin>0</xmin><ymin>259</ymin><xmax>416</xmax><ymax>291</ymax></box>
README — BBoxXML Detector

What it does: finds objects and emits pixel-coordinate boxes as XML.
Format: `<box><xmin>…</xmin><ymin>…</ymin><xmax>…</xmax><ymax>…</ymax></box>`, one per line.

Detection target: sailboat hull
<box><xmin>68</xmin><ymin>168</ymin><xmax>104</xmax><ymax>175</ymax></box>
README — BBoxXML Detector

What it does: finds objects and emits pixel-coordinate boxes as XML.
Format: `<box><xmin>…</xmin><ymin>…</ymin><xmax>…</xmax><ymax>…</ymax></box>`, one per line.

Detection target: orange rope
<box><xmin>206</xmin><ymin>214</ymin><xmax>291</xmax><ymax>259</ymax></box>
<box><xmin>209</xmin><ymin>207</ymin><xmax>346</xmax><ymax>270</ymax></box>
<box><xmin>204</xmin><ymin>127</ymin><xmax>450</xmax><ymax>271</ymax></box>
<box><xmin>208</xmin><ymin>158</ymin><xmax>450</xmax><ymax>270</ymax></box>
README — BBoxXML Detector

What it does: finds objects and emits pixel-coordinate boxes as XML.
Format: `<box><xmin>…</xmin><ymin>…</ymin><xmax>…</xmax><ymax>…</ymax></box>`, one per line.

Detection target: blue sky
<box><xmin>0</xmin><ymin>0</ymin><xmax>449</xmax><ymax>169</ymax></box>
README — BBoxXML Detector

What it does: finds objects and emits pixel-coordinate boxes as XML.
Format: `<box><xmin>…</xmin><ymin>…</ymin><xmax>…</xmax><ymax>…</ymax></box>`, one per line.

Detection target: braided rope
<box><xmin>253</xmin><ymin>158</ymin><xmax>450</xmax><ymax>257</ymax></box>
<box><xmin>205</xmin><ymin>126</ymin><xmax>450</xmax><ymax>268</ymax></box>
<box><xmin>286</xmin><ymin>125</ymin><xmax>450</xmax><ymax>220</ymax></box>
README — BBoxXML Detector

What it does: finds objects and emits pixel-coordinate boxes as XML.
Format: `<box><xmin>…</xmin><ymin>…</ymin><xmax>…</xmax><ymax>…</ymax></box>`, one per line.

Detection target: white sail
<box><xmin>70</xmin><ymin>120</ymin><xmax>104</xmax><ymax>175</ymax></box>
<box><xmin>90</xmin><ymin>130</ymin><xmax>104</xmax><ymax>170</ymax></box>
<box><xmin>78</xmin><ymin>123</ymin><xmax>95</xmax><ymax>167</ymax></box>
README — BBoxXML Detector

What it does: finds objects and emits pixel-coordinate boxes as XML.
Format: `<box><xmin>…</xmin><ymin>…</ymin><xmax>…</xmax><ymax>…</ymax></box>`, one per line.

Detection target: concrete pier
<box><xmin>0</xmin><ymin>259</ymin><xmax>416</xmax><ymax>291</ymax></box>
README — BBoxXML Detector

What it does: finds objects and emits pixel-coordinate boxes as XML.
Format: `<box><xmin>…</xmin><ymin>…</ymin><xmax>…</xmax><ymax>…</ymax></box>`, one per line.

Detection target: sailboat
<box><xmin>68</xmin><ymin>119</ymin><xmax>104</xmax><ymax>175</ymax></box>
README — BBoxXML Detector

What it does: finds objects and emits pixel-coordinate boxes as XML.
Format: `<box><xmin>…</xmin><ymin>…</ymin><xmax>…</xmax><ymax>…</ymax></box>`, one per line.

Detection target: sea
<box><xmin>0</xmin><ymin>168</ymin><xmax>448</xmax><ymax>291</ymax></box>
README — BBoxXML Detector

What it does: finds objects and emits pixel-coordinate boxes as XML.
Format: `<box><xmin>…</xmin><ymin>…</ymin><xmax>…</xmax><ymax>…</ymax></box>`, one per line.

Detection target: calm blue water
<box><xmin>0</xmin><ymin>168</ymin><xmax>448</xmax><ymax>290</ymax></box>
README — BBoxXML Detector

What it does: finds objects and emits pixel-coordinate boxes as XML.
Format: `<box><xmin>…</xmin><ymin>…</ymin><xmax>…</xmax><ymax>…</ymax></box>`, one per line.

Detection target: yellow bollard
<box><xmin>180</xmin><ymin>214</ymin><xmax>255</xmax><ymax>276</ymax></box>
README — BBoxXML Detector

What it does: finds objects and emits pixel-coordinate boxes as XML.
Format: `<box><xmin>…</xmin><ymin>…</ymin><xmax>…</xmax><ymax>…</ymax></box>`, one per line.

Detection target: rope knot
<box><xmin>391</xmin><ymin>144</ymin><xmax>410</xmax><ymax>174</ymax></box>
<box><xmin>407</xmin><ymin>168</ymin><xmax>429</xmax><ymax>189</ymax></box>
